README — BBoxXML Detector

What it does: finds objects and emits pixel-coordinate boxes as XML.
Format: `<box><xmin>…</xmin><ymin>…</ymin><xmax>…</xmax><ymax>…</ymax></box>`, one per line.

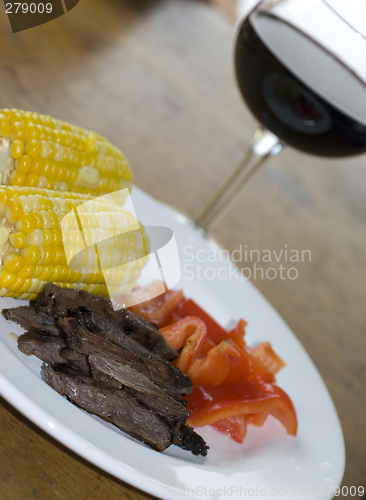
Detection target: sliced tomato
<box><xmin>212</xmin><ymin>415</ymin><xmax>247</xmax><ymax>444</ymax></box>
<box><xmin>174</xmin><ymin>299</ymin><xmax>227</xmax><ymax>344</ymax></box>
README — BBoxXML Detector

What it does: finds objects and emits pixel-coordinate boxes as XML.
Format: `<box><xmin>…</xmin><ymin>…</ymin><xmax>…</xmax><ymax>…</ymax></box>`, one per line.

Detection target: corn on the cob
<box><xmin>0</xmin><ymin>186</ymin><xmax>148</xmax><ymax>301</ymax></box>
<box><xmin>0</xmin><ymin>109</ymin><xmax>133</xmax><ymax>196</ymax></box>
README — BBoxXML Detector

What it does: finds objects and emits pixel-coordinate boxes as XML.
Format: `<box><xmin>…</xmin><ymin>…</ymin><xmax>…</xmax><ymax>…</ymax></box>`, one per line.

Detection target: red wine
<box><xmin>235</xmin><ymin>18</ymin><xmax>366</xmax><ymax>157</ymax></box>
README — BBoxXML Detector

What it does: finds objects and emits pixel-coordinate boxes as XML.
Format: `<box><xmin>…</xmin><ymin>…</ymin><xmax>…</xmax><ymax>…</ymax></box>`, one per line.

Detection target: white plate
<box><xmin>0</xmin><ymin>187</ymin><xmax>345</xmax><ymax>499</ymax></box>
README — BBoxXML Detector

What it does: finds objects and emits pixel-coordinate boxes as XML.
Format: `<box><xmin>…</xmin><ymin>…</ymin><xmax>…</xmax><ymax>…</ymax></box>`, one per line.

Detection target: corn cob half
<box><xmin>0</xmin><ymin>186</ymin><xmax>148</xmax><ymax>301</ymax></box>
<box><xmin>0</xmin><ymin>109</ymin><xmax>133</xmax><ymax>196</ymax></box>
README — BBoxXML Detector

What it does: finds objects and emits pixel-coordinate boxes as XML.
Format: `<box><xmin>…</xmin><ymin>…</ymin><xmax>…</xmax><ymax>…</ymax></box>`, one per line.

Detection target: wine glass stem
<box><xmin>193</xmin><ymin>127</ymin><xmax>285</xmax><ymax>233</ymax></box>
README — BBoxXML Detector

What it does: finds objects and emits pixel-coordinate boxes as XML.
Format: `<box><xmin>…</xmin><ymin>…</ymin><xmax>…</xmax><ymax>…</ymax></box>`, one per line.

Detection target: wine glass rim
<box><xmin>322</xmin><ymin>0</ymin><xmax>366</xmax><ymax>41</ymax></box>
<box><xmin>243</xmin><ymin>8</ymin><xmax>366</xmax><ymax>90</ymax></box>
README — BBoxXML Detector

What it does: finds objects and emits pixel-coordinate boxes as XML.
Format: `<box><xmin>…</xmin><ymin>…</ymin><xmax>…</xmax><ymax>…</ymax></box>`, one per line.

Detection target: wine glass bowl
<box><xmin>235</xmin><ymin>0</ymin><xmax>366</xmax><ymax>157</ymax></box>
<box><xmin>194</xmin><ymin>0</ymin><xmax>366</xmax><ymax>232</ymax></box>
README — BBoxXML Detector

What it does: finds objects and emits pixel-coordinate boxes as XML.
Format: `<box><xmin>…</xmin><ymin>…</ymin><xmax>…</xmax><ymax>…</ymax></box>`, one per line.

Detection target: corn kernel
<box><xmin>17</xmin><ymin>279</ymin><xmax>32</xmax><ymax>294</ymax></box>
<box><xmin>51</xmin><ymin>228</ymin><xmax>62</xmax><ymax>246</ymax></box>
<box><xmin>38</xmin><ymin>125</ymin><xmax>47</xmax><ymax>140</ymax></box>
<box><xmin>16</xmin><ymin>214</ymin><xmax>35</xmax><ymax>234</ymax></box>
<box><xmin>0</xmin><ymin>271</ymin><xmax>17</xmax><ymax>287</ymax></box>
<box><xmin>40</xmin><ymin>140</ymin><xmax>51</xmax><ymax>158</ymax></box>
<box><xmin>72</xmin><ymin>271</ymin><xmax>82</xmax><ymax>283</ymax></box>
<box><xmin>7</xmin><ymin>276</ymin><xmax>24</xmax><ymax>292</ymax></box>
<box><xmin>18</xmin><ymin>265</ymin><xmax>36</xmax><ymax>279</ymax></box>
<box><xmin>33</xmin><ymin>266</ymin><xmax>43</xmax><ymax>279</ymax></box>
<box><xmin>49</xmin><ymin>211</ymin><xmax>60</xmax><ymax>229</ymax></box>
<box><xmin>20</xmin><ymin>245</ymin><xmax>42</xmax><ymax>265</ymax></box>
<box><xmin>28</xmin><ymin>195</ymin><xmax>41</xmax><ymax>211</ymax></box>
<box><xmin>38</xmin><ymin>246</ymin><xmax>45</xmax><ymax>264</ymax></box>
<box><xmin>37</xmin><ymin>176</ymin><xmax>48</xmax><ymax>189</ymax></box>
<box><xmin>59</xmin><ymin>266</ymin><xmax>69</xmax><ymax>281</ymax></box>
<box><xmin>10</xmin><ymin>171</ymin><xmax>26</xmax><ymax>186</ymax></box>
<box><xmin>26</xmin><ymin>139</ymin><xmax>42</xmax><ymax>157</ymax></box>
<box><xmin>16</xmin><ymin>155</ymin><xmax>32</xmax><ymax>175</ymax></box>
<box><xmin>29</xmin><ymin>157</ymin><xmax>45</xmax><ymax>175</ymax></box>
<box><xmin>42</xmin><ymin>229</ymin><xmax>53</xmax><ymax>247</ymax></box>
<box><xmin>39</xmin><ymin>266</ymin><xmax>53</xmax><ymax>281</ymax></box>
<box><xmin>53</xmin><ymin>246</ymin><xmax>65</xmax><ymax>265</ymax></box>
<box><xmin>32</xmin><ymin>211</ymin><xmax>44</xmax><ymax>228</ymax></box>
<box><xmin>25</xmin><ymin>174</ymin><xmax>39</xmax><ymax>187</ymax></box>
<box><xmin>11</xmin><ymin>140</ymin><xmax>24</xmax><ymax>159</ymax></box>
<box><xmin>11</xmin><ymin>122</ymin><xmax>26</xmax><ymax>142</ymax></box>
<box><xmin>9</xmin><ymin>231</ymin><xmax>27</xmax><ymax>249</ymax></box>
<box><xmin>42</xmin><ymin>246</ymin><xmax>55</xmax><ymax>265</ymax></box>
<box><xmin>0</xmin><ymin>114</ymin><xmax>11</xmax><ymax>138</ymax></box>
<box><xmin>3</xmin><ymin>254</ymin><xmax>26</xmax><ymax>274</ymax></box>
<box><xmin>50</xmin><ymin>265</ymin><xmax>63</xmax><ymax>281</ymax></box>
<box><xmin>5</xmin><ymin>199</ymin><xmax>24</xmax><ymax>221</ymax></box>
<box><xmin>26</xmin><ymin>123</ymin><xmax>38</xmax><ymax>140</ymax></box>
<box><xmin>28</xmin><ymin>278</ymin><xmax>40</xmax><ymax>293</ymax></box>
<box><xmin>54</xmin><ymin>144</ymin><xmax>65</xmax><ymax>162</ymax></box>
<box><xmin>26</xmin><ymin>228</ymin><xmax>44</xmax><ymax>246</ymax></box>
<box><xmin>17</xmin><ymin>195</ymin><xmax>32</xmax><ymax>213</ymax></box>
<box><xmin>42</xmin><ymin>159</ymin><xmax>53</xmax><ymax>177</ymax></box>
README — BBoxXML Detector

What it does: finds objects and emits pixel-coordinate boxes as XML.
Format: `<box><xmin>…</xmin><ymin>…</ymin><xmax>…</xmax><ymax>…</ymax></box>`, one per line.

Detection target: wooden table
<box><xmin>0</xmin><ymin>0</ymin><xmax>365</xmax><ymax>497</ymax></box>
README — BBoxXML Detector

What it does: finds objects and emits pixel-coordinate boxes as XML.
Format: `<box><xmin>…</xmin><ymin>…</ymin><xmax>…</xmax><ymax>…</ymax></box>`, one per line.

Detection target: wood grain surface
<box><xmin>0</xmin><ymin>0</ymin><xmax>365</xmax><ymax>498</ymax></box>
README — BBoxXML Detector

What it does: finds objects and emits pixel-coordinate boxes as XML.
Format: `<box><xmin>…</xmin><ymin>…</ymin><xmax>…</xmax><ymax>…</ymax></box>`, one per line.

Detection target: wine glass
<box><xmin>194</xmin><ymin>0</ymin><xmax>366</xmax><ymax>232</ymax></box>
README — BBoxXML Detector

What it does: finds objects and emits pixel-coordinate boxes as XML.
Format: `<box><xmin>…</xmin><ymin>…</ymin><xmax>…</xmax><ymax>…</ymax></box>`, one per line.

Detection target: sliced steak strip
<box><xmin>44</xmin><ymin>364</ymin><xmax>173</xmax><ymax>452</ymax></box>
<box><xmin>57</xmin><ymin>316</ymin><xmax>192</xmax><ymax>396</ymax></box>
<box><xmin>62</xmin><ymin>349</ymin><xmax>90</xmax><ymax>373</ymax></box>
<box><xmin>17</xmin><ymin>332</ymin><xmax>90</xmax><ymax>373</ymax></box>
<box><xmin>91</xmin><ymin>368</ymin><xmax>123</xmax><ymax>390</ymax></box>
<box><xmin>89</xmin><ymin>355</ymin><xmax>190</xmax><ymax>419</ymax></box>
<box><xmin>172</xmin><ymin>421</ymin><xmax>209</xmax><ymax>457</ymax></box>
<box><xmin>72</xmin><ymin>307</ymin><xmax>178</xmax><ymax>370</ymax></box>
<box><xmin>17</xmin><ymin>332</ymin><xmax>66</xmax><ymax>365</ymax></box>
<box><xmin>116</xmin><ymin>309</ymin><xmax>178</xmax><ymax>361</ymax></box>
<box><xmin>36</xmin><ymin>284</ymin><xmax>178</xmax><ymax>360</ymax></box>
<box><xmin>3</xmin><ymin>306</ymin><xmax>60</xmax><ymax>336</ymax></box>
<box><xmin>36</xmin><ymin>284</ymin><xmax>115</xmax><ymax>319</ymax></box>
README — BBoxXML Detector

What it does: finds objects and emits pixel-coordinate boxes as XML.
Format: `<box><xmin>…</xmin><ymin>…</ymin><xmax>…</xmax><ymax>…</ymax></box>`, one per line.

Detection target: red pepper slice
<box><xmin>129</xmin><ymin>285</ymin><xmax>184</xmax><ymax>327</ymax></box>
<box><xmin>251</xmin><ymin>342</ymin><xmax>286</xmax><ymax>375</ymax></box>
<box><xmin>211</xmin><ymin>415</ymin><xmax>247</xmax><ymax>444</ymax></box>
<box><xmin>186</xmin><ymin>383</ymin><xmax>297</xmax><ymax>436</ymax></box>
<box><xmin>160</xmin><ymin>317</ymin><xmax>207</xmax><ymax>373</ymax></box>
<box><xmin>174</xmin><ymin>299</ymin><xmax>227</xmax><ymax>344</ymax></box>
<box><xmin>187</xmin><ymin>340</ymin><xmax>240</xmax><ymax>386</ymax></box>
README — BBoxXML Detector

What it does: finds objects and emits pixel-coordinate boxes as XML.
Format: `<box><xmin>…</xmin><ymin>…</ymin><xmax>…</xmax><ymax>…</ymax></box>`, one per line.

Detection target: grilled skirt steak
<box><xmin>88</xmin><ymin>356</ymin><xmax>190</xmax><ymax>419</ymax></box>
<box><xmin>57</xmin><ymin>316</ymin><xmax>192</xmax><ymax>397</ymax></box>
<box><xmin>3</xmin><ymin>285</ymin><xmax>209</xmax><ymax>456</ymax></box>
<box><xmin>18</xmin><ymin>332</ymin><xmax>67</xmax><ymax>365</ymax></box>
<box><xmin>44</xmin><ymin>365</ymin><xmax>173</xmax><ymax>452</ymax></box>
<box><xmin>36</xmin><ymin>284</ymin><xmax>178</xmax><ymax>361</ymax></box>
<box><xmin>3</xmin><ymin>307</ymin><xmax>60</xmax><ymax>336</ymax></box>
